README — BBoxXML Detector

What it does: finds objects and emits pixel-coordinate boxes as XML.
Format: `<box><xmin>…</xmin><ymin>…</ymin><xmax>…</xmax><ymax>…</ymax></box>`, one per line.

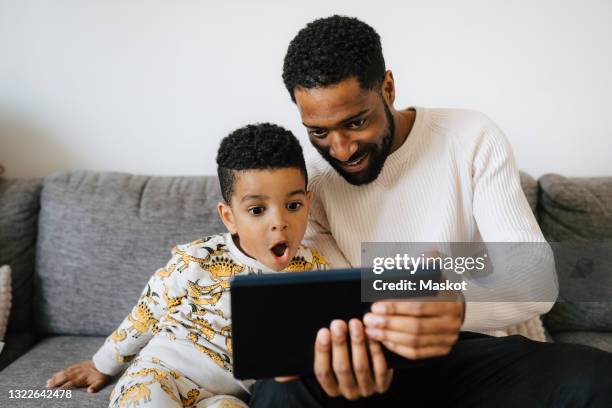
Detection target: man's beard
<box><xmin>316</xmin><ymin>102</ymin><xmax>395</xmax><ymax>186</ymax></box>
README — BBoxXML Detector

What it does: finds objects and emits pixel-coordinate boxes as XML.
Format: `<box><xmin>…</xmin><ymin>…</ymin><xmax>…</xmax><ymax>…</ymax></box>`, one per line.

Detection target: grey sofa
<box><xmin>0</xmin><ymin>170</ymin><xmax>611</xmax><ymax>407</ymax></box>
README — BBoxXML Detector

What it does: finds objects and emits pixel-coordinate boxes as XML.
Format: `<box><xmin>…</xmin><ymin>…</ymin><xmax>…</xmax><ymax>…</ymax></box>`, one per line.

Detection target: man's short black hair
<box><xmin>216</xmin><ymin>123</ymin><xmax>308</xmax><ymax>203</ymax></box>
<box><xmin>282</xmin><ymin>15</ymin><xmax>386</xmax><ymax>102</ymax></box>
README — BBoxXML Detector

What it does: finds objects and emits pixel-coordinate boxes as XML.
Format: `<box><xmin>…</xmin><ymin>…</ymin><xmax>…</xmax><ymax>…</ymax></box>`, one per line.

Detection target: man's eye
<box><xmin>309</xmin><ymin>129</ymin><xmax>328</xmax><ymax>138</ymax></box>
<box><xmin>348</xmin><ymin>119</ymin><xmax>366</xmax><ymax>129</ymax></box>
<box><xmin>286</xmin><ymin>202</ymin><xmax>302</xmax><ymax>211</ymax></box>
<box><xmin>248</xmin><ymin>206</ymin><xmax>265</xmax><ymax>215</ymax></box>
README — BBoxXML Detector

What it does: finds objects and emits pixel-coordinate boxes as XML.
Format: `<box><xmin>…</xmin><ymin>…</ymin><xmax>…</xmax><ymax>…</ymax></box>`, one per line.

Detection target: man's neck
<box><xmin>390</xmin><ymin>107</ymin><xmax>416</xmax><ymax>154</ymax></box>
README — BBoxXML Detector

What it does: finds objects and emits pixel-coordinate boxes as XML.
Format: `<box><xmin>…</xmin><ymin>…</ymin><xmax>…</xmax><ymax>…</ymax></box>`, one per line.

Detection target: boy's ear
<box><xmin>217</xmin><ymin>201</ymin><xmax>237</xmax><ymax>234</ymax></box>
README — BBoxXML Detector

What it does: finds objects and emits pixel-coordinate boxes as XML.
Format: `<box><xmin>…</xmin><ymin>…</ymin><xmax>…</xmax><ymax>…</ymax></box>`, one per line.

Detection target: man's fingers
<box><xmin>367</xmin><ymin>338</ymin><xmax>392</xmax><ymax>394</ymax></box>
<box><xmin>364</xmin><ymin>313</ymin><xmax>461</xmax><ymax>335</ymax></box>
<box><xmin>371</xmin><ymin>300</ymin><xmax>463</xmax><ymax>318</ymax></box>
<box><xmin>366</xmin><ymin>329</ymin><xmax>459</xmax><ymax>348</ymax></box>
<box><xmin>314</xmin><ymin>328</ymin><xmax>340</xmax><ymax>397</ymax></box>
<box><xmin>330</xmin><ymin>320</ymin><xmax>359</xmax><ymax>400</ymax></box>
<box><xmin>348</xmin><ymin>319</ymin><xmax>375</xmax><ymax>397</ymax></box>
<box><xmin>382</xmin><ymin>341</ymin><xmax>453</xmax><ymax>360</ymax></box>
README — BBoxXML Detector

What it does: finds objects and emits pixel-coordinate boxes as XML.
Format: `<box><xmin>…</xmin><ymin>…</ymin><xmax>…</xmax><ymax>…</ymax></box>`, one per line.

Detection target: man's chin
<box><xmin>334</xmin><ymin>166</ymin><xmax>379</xmax><ymax>186</ymax></box>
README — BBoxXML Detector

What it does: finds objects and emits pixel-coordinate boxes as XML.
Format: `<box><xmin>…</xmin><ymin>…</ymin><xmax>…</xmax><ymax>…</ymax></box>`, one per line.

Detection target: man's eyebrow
<box><xmin>302</xmin><ymin>109</ymin><xmax>370</xmax><ymax>129</ymax></box>
<box><xmin>287</xmin><ymin>189</ymin><xmax>306</xmax><ymax>196</ymax></box>
<box><xmin>241</xmin><ymin>194</ymin><xmax>269</xmax><ymax>202</ymax></box>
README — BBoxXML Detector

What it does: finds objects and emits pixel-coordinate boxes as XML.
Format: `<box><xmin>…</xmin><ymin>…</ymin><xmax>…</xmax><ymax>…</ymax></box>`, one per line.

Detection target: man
<box><xmin>249</xmin><ymin>15</ymin><xmax>612</xmax><ymax>407</ymax></box>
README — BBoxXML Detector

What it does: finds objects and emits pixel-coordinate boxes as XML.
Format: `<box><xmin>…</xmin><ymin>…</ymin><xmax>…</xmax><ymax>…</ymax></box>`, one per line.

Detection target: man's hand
<box><xmin>363</xmin><ymin>293</ymin><xmax>465</xmax><ymax>360</ymax></box>
<box><xmin>46</xmin><ymin>360</ymin><xmax>110</xmax><ymax>393</ymax></box>
<box><xmin>313</xmin><ymin>319</ymin><xmax>393</xmax><ymax>400</ymax></box>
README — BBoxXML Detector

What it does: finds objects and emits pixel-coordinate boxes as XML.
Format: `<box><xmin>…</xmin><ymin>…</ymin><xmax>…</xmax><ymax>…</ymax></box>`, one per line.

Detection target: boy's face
<box><xmin>217</xmin><ymin>167</ymin><xmax>311</xmax><ymax>272</ymax></box>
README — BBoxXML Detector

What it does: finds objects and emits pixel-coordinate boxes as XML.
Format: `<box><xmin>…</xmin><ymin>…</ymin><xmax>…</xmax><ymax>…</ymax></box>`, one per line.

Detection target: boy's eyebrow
<box><xmin>287</xmin><ymin>189</ymin><xmax>306</xmax><ymax>196</ymax></box>
<box><xmin>241</xmin><ymin>194</ymin><xmax>269</xmax><ymax>202</ymax></box>
<box><xmin>302</xmin><ymin>109</ymin><xmax>370</xmax><ymax>129</ymax></box>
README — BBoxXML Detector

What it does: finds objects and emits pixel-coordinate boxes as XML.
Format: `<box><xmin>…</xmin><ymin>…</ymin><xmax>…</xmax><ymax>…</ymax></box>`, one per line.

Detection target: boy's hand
<box><xmin>46</xmin><ymin>360</ymin><xmax>110</xmax><ymax>393</ymax></box>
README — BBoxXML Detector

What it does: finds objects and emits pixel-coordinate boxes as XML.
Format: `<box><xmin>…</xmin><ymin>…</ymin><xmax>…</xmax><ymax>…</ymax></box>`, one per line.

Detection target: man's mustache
<box><xmin>317</xmin><ymin>144</ymin><xmax>376</xmax><ymax>164</ymax></box>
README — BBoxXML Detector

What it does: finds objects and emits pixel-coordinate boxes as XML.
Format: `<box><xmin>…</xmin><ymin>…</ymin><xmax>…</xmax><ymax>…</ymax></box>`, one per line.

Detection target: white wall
<box><xmin>1</xmin><ymin>0</ymin><xmax>611</xmax><ymax>179</ymax></box>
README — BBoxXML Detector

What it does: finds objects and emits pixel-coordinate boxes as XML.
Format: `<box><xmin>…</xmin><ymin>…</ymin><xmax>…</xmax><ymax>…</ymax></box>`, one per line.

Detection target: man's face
<box><xmin>294</xmin><ymin>77</ymin><xmax>395</xmax><ymax>185</ymax></box>
<box><xmin>217</xmin><ymin>168</ymin><xmax>311</xmax><ymax>272</ymax></box>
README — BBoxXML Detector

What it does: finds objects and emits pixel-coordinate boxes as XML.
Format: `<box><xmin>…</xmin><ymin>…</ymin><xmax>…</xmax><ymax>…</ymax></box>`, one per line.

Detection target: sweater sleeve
<box><xmin>92</xmin><ymin>249</ymin><xmax>186</xmax><ymax>376</ymax></box>
<box><xmin>462</xmin><ymin>118</ymin><xmax>558</xmax><ymax>331</ymax></box>
<box><xmin>303</xmin><ymin>181</ymin><xmax>351</xmax><ymax>269</ymax></box>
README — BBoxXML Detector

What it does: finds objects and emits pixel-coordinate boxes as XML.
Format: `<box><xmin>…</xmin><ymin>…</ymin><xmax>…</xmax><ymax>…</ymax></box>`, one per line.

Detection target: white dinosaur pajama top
<box><xmin>92</xmin><ymin>233</ymin><xmax>328</xmax><ymax>406</ymax></box>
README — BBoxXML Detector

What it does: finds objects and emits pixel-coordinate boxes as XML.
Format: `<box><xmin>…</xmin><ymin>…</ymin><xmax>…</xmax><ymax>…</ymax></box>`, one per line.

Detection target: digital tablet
<box><xmin>230</xmin><ymin>267</ymin><xmax>441</xmax><ymax>379</ymax></box>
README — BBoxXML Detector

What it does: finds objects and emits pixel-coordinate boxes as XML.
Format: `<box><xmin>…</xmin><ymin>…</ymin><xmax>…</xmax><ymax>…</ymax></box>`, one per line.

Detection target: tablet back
<box><xmin>230</xmin><ymin>268</ymin><xmax>439</xmax><ymax>379</ymax></box>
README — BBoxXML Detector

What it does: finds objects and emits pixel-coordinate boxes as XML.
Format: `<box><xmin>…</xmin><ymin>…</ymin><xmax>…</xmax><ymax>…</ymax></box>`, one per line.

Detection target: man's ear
<box><xmin>217</xmin><ymin>201</ymin><xmax>237</xmax><ymax>234</ymax></box>
<box><xmin>382</xmin><ymin>70</ymin><xmax>396</xmax><ymax>106</ymax></box>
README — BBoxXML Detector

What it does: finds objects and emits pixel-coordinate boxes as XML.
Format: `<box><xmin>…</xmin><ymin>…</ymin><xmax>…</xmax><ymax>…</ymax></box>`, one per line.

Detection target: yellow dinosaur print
<box><xmin>174</xmin><ymin>244</ymin><xmax>228</xmax><ymax>272</ymax></box>
<box><xmin>127</xmin><ymin>302</ymin><xmax>159</xmax><ymax>337</ymax></box>
<box><xmin>117</xmin><ymin>382</ymin><xmax>152</xmax><ymax>407</ymax></box>
<box><xmin>126</xmin><ymin>367</ymin><xmax>182</xmax><ymax>405</ymax></box>
<box><xmin>190</xmin><ymin>291</ymin><xmax>223</xmax><ymax>307</ymax></box>
<box><xmin>163</xmin><ymin>284</ymin><xmax>184</xmax><ymax>311</ymax></box>
<box><xmin>310</xmin><ymin>248</ymin><xmax>328</xmax><ymax>268</ymax></box>
<box><xmin>284</xmin><ymin>256</ymin><xmax>314</xmax><ymax>272</ymax></box>
<box><xmin>187</xmin><ymin>238</ymin><xmax>205</xmax><ymax>247</ymax></box>
<box><xmin>221</xmin><ymin>325</ymin><xmax>232</xmax><ymax>354</ymax></box>
<box><xmin>192</xmin><ymin>316</ymin><xmax>216</xmax><ymax>340</ymax></box>
<box><xmin>114</xmin><ymin>349</ymin><xmax>137</xmax><ymax>364</ymax></box>
<box><xmin>111</xmin><ymin>329</ymin><xmax>127</xmax><ymax>342</ymax></box>
<box><xmin>155</xmin><ymin>263</ymin><xmax>176</xmax><ymax>278</ymax></box>
<box><xmin>181</xmin><ymin>389</ymin><xmax>200</xmax><ymax>407</ymax></box>
<box><xmin>186</xmin><ymin>279</ymin><xmax>223</xmax><ymax>298</ymax></box>
<box><xmin>204</xmin><ymin>257</ymin><xmax>244</xmax><ymax>280</ymax></box>
<box><xmin>187</xmin><ymin>332</ymin><xmax>228</xmax><ymax>369</ymax></box>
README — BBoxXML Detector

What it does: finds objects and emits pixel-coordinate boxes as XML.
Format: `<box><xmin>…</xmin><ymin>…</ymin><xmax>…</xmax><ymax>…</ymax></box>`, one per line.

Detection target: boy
<box><xmin>46</xmin><ymin>123</ymin><xmax>327</xmax><ymax>407</ymax></box>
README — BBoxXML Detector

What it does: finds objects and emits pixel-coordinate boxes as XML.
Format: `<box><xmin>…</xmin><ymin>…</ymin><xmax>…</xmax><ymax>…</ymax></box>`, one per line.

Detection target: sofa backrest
<box><xmin>34</xmin><ymin>171</ymin><xmax>225</xmax><ymax>336</ymax></box>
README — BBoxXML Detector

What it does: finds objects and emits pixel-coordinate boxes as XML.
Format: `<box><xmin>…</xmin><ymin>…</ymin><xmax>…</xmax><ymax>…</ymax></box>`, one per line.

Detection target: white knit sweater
<box><xmin>303</xmin><ymin>107</ymin><xmax>557</xmax><ymax>334</ymax></box>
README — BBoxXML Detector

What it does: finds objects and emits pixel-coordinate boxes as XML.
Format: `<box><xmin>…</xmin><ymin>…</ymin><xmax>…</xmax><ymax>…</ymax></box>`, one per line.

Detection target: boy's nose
<box><xmin>271</xmin><ymin>222</ymin><xmax>288</xmax><ymax>232</ymax></box>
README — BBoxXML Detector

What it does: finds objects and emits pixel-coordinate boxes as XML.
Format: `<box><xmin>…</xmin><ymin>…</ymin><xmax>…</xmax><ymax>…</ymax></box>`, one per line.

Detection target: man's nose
<box><xmin>329</xmin><ymin>131</ymin><xmax>357</xmax><ymax>162</ymax></box>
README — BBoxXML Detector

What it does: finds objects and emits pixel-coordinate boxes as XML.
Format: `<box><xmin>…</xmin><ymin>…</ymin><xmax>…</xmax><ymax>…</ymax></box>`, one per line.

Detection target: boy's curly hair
<box><xmin>282</xmin><ymin>15</ymin><xmax>386</xmax><ymax>102</ymax></box>
<box><xmin>216</xmin><ymin>123</ymin><xmax>308</xmax><ymax>203</ymax></box>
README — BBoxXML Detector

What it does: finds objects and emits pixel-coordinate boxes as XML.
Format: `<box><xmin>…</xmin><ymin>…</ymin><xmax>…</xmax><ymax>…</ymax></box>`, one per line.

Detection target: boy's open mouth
<box><xmin>270</xmin><ymin>242</ymin><xmax>289</xmax><ymax>258</ymax></box>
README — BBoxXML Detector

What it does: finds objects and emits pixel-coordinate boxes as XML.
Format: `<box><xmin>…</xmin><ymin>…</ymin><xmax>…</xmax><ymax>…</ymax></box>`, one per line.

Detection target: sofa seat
<box><xmin>0</xmin><ymin>336</ymin><xmax>116</xmax><ymax>407</ymax></box>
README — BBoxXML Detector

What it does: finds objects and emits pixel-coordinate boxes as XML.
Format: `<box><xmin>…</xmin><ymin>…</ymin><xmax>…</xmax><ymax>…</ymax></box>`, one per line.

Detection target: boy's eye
<box><xmin>309</xmin><ymin>128</ymin><xmax>328</xmax><ymax>139</ymax></box>
<box><xmin>347</xmin><ymin>118</ymin><xmax>366</xmax><ymax>129</ymax></box>
<box><xmin>248</xmin><ymin>206</ymin><xmax>265</xmax><ymax>215</ymax></box>
<box><xmin>286</xmin><ymin>202</ymin><xmax>302</xmax><ymax>211</ymax></box>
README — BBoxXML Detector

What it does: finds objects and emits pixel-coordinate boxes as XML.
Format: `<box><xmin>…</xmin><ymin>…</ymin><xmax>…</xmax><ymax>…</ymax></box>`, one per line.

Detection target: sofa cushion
<box><xmin>34</xmin><ymin>171</ymin><xmax>225</xmax><ymax>336</ymax></box>
<box><xmin>538</xmin><ymin>175</ymin><xmax>612</xmax><ymax>334</ymax></box>
<box><xmin>0</xmin><ymin>335</ymin><xmax>115</xmax><ymax>407</ymax></box>
<box><xmin>538</xmin><ymin>174</ymin><xmax>612</xmax><ymax>241</ymax></box>
<box><xmin>553</xmin><ymin>331</ymin><xmax>612</xmax><ymax>354</ymax></box>
<box><xmin>0</xmin><ymin>178</ymin><xmax>42</xmax><ymax>333</ymax></box>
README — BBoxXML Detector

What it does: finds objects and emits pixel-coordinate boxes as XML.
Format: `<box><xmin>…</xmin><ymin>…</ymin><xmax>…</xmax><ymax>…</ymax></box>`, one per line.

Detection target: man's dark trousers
<box><xmin>249</xmin><ymin>332</ymin><xmax>612</xmax><ymax>407</ymax></box>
